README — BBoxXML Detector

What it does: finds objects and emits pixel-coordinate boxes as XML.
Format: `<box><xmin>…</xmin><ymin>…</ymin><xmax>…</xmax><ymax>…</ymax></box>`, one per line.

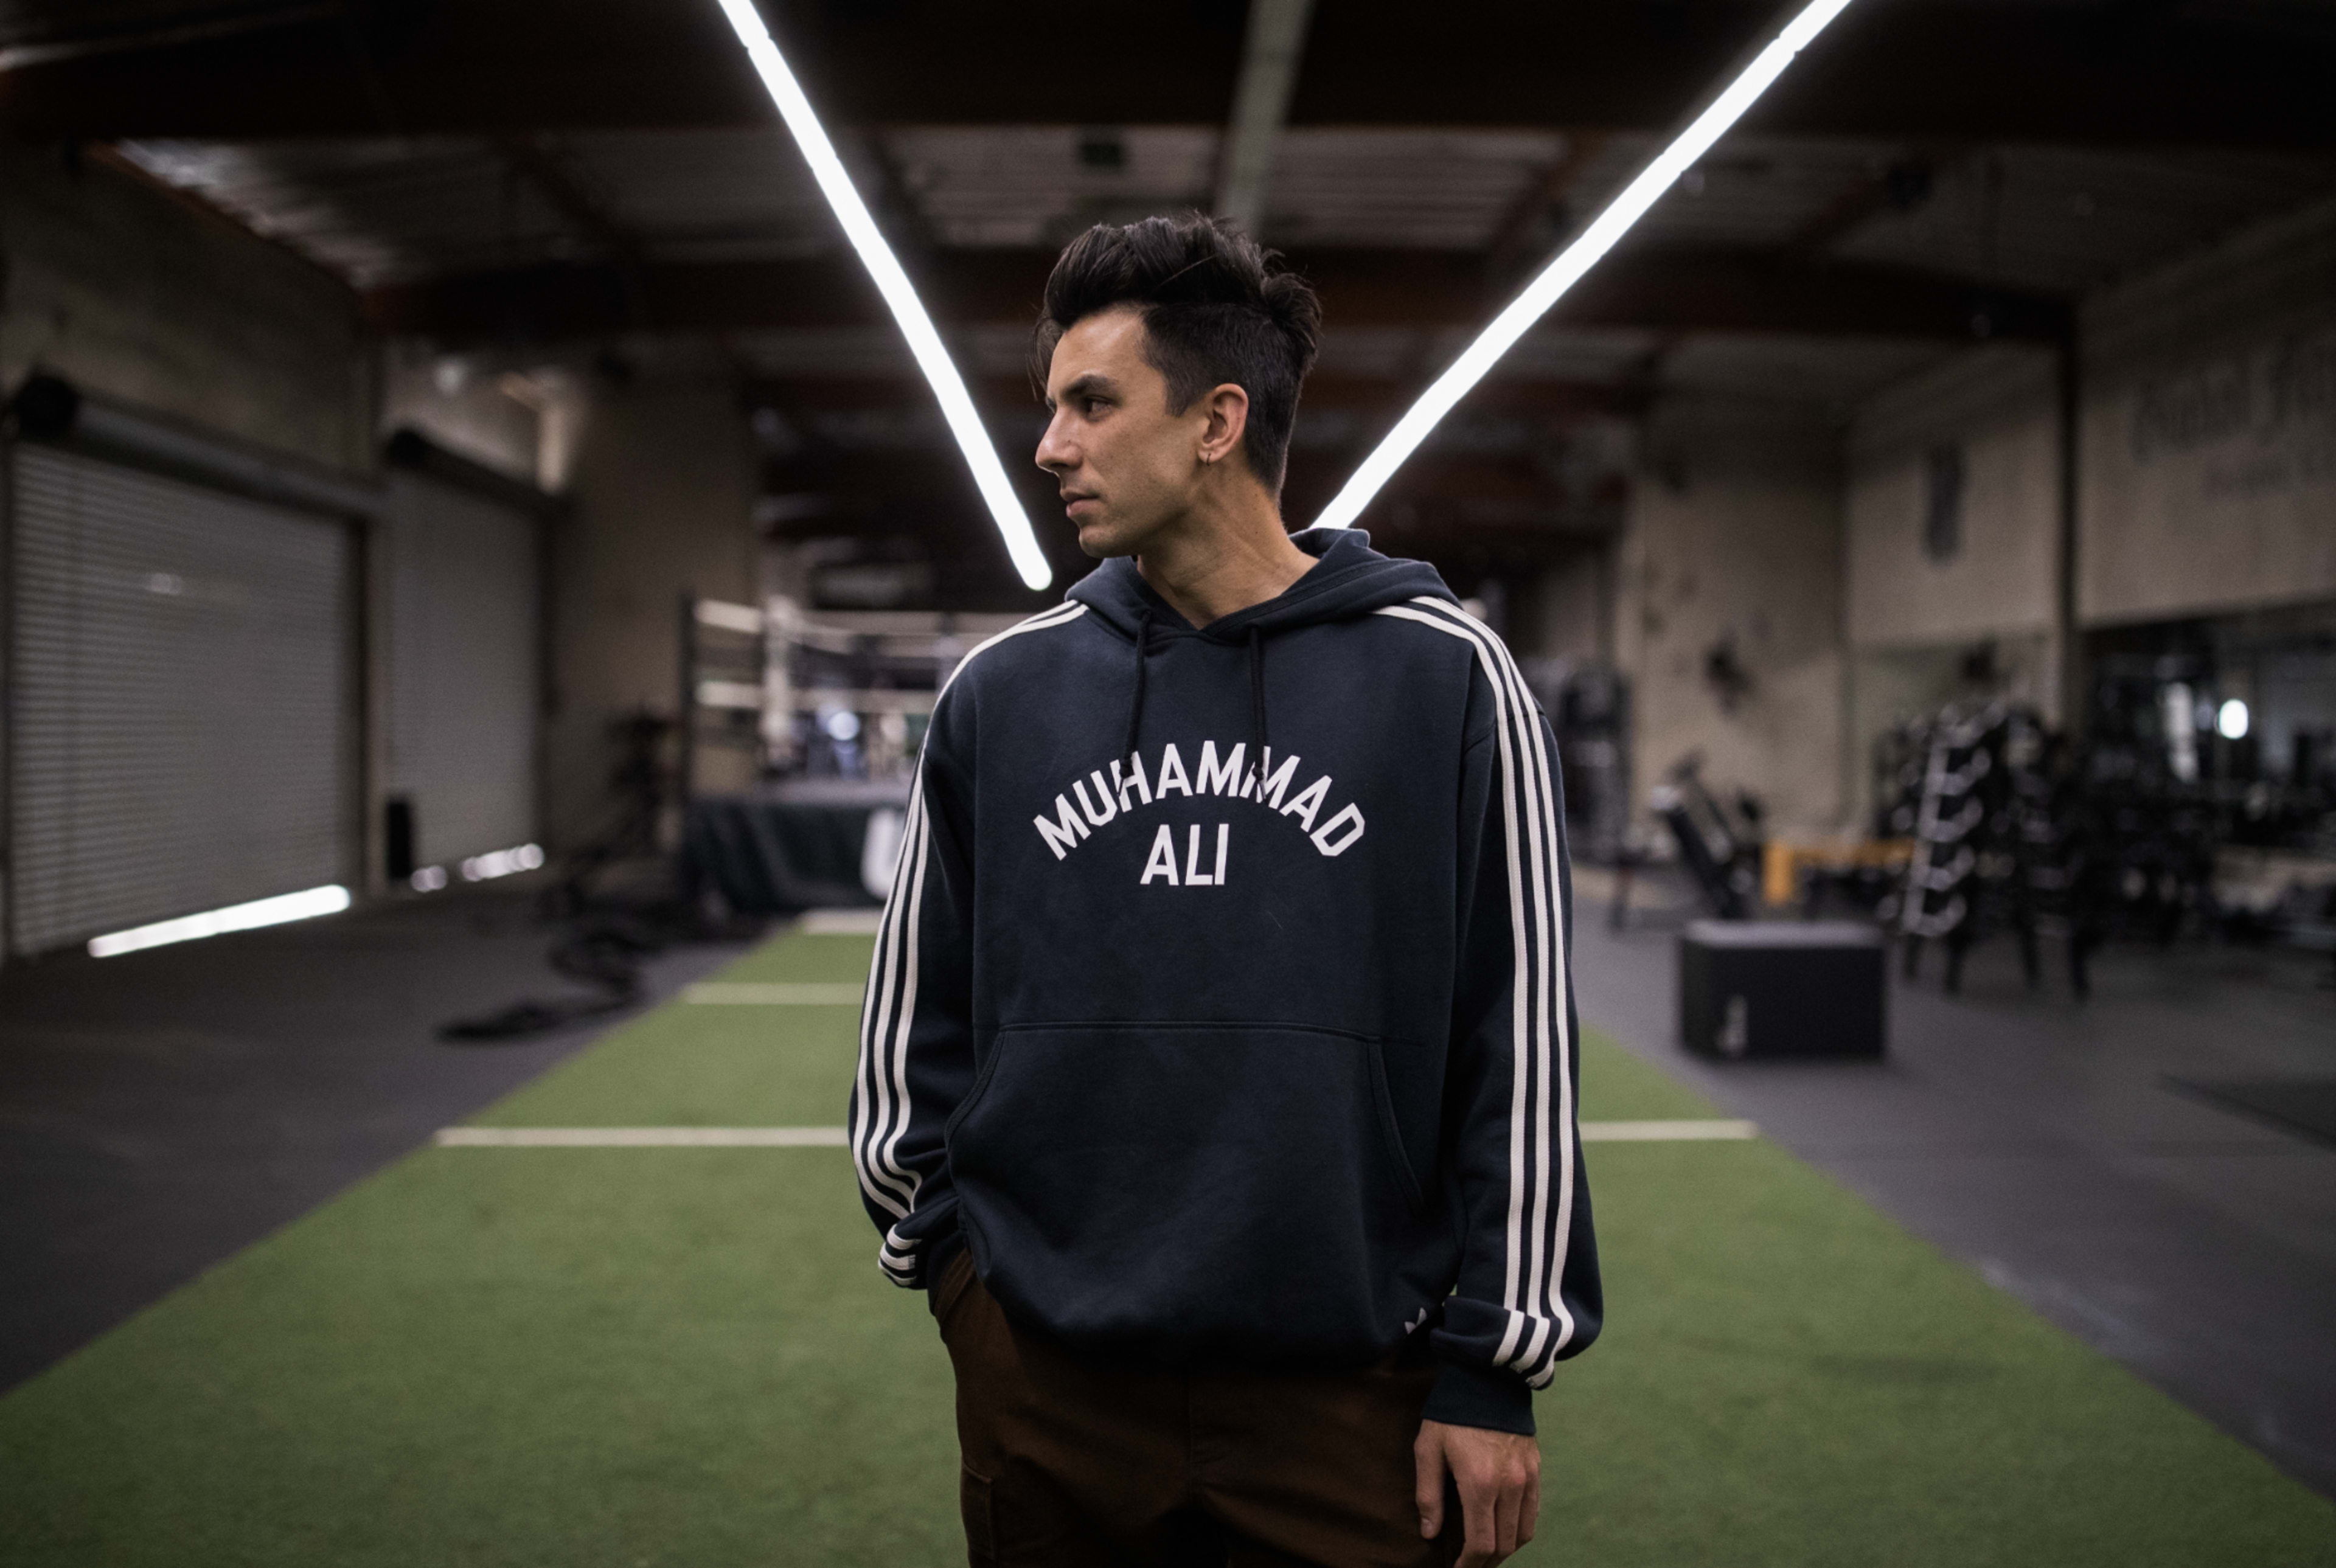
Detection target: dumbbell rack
<box><xmin>1888</xmin><ymin>702</ymin><xmax>2090</xmax><ymax>996</ymax></box>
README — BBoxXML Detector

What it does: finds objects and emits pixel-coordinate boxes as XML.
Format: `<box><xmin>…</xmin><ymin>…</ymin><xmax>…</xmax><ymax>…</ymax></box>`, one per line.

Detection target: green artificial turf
<box><xmin>2</xmin><ymin>929</ymin><xmax>2329</xmax><ymax>1566</ymax></box>
<box><xmin>474</xmin><ymin>932</ymin><xmax>871</xmax><ymax>1128</ymax></box>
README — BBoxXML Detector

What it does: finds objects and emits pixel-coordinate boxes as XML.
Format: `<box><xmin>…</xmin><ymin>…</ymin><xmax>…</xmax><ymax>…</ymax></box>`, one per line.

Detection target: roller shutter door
<box><xmin>7</xmin><ymin>444</ymin><xmax>355</xmax><ymax>955</ymax></box>
<box><xmin>383</xmin><ymin>473</ymin><xmax>538</xmax><ymax>868</ymax></box>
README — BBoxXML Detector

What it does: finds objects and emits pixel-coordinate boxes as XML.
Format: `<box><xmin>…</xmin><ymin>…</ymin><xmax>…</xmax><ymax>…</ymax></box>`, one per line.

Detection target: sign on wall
<box><xmin>2081</xmin><ymin>314</ymin><xmax>2336</xmax><ymax>625</ymax></box>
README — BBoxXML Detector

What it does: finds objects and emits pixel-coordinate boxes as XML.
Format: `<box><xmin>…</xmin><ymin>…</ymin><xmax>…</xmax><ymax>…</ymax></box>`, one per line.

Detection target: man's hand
<box><xmin>1414</xmin><ymin>1418</ymin><xmax>1539</xmax><ymax>1567</ymax></box>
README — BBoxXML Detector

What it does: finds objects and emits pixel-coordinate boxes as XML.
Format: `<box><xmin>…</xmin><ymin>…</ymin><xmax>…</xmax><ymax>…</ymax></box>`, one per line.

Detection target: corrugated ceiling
<box><xmin>112</xmin><ymin>123</ymin><xmax>2336</xmax><ymax>414</ymax></box>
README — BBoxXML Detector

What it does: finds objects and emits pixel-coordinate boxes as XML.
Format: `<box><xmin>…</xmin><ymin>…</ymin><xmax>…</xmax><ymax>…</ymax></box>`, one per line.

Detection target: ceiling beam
<box><xmin>1484</xmin><ymin>133</ymin><xmax>1610</xmax><ymax>291</ymax></box>
<box><xmin>749</xmin><ymin>366</ymin><xmax>1634</xmax><ymax>521</ymax></box>
<box><xmin>1214</xmin><ymin>0</ymin><xmax>1316</xmax><ymax>234</ymax></box>
<box><xmin>493</xmin><ymin>136</ymin><xmax>641</xmax><ymax>265</ymax></box>
<box><xmin>491</xmin><ymin>134</ymin><xmax>651</xmax><ymax>322</ymax></box>
<box><xmin>1284</xmin><ymin>444</ymin><xmax>1621</xmax><ymax>520</ymax></box>
<box><xmin>1286</xmin><ymin>2</ymin><xmax>2336</xmax><ymax>147</ymax></box>
<box><xmin>1784</xmin><ymin>151</ymin><xmax>1953</xmax><ymax>259</ymax></box>
<box><xmin>5</xmin><ymin>2</ymin><xmax>2331</xmax><ymax>148</ymax></box>
<box><xmin>756</xmin><ymin>445</ymin><xmax>1619</xmax><ymax>577</ymax></box>
<box><xmin>363</xmin><ymin>245</ymin><xmax>2070</xmax><ymax>345</ymax></box>
<box><xmin>740</xmin><ymin>372</ymin><xmax>1647</xmax><ymax>421</ymax></box>
<box><xmin>0</xmin><ymin>1</ymin><xmax>340</xmax><ymax>74</ymax></box>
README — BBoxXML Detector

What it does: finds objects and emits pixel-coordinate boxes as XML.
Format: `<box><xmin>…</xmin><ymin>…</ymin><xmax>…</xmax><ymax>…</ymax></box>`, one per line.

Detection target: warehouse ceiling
<box><xmin>6</xmin><ymin>0</ymin><xmax>2336</xmax><ymax>590</ymax></box>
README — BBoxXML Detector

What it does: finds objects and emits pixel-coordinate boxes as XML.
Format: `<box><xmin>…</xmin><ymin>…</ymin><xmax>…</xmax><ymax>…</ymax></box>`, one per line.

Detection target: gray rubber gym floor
<box><xmin>0</xmin><ymin>881</ymin><xmax>754</xmax><ymax>1393</ymax></box>
<box><xmin>1577</xmin><ymin>868</ymin><xmax>2336</xmax><ymax>1496</ymax></box>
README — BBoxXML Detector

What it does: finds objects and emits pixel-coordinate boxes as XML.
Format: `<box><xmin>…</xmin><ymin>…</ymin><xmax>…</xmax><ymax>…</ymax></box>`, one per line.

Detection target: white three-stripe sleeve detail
<box><xmin>855</xmin><ymin>703</ymin><xmax>964</xmax><ymax>1213</ymax></box>
<box><xmin>1374</xmin><ymin>600</ymin><xmax>1579</xmax><ymax>1371</ymax></box>
<box><xmin>877</xmin><ymin>785</ymin><xmax>934</xmax><ymax>1200</ymax></box>
<box><xmin>1415</xmin><ymin>598</ymin><xmax>1577</xmax><ymax>1364</ymax></box>
<box><xmin>1417</xmin><ymin>597</ymin><xmax>1580</xmax><ymax>1369</ymax></box>
<box><xmin>852</xmin><ymin>774</ymin><xmax>926</xmax><ymax>1216</ymax></box>
<box><xmin>1372</xmin><ymin>605</ymin><xmax>1537</xmax><ymax>1348</ymax></box>
<box><xmin>1414</xmin><ymin>597</ymin><xmax>1580</xmax><ymax>1369</ymax></box>
<box><xmin>1420</xmin><ymin>602</ymin><xmax>1558</xmax><ymax>1355</ymax></box>
<box><xmin>854</xmin><ymin>723</ymin><xmax>954</xmax><ymax>1214</ymax></box>
<box><xmin>853</xmin><ymin>602</ymin><xmax>1085</xmax><ymax>1223</ymax></box>
<box><xmin>847</xmin><ymin>603</ymin><xmax>1088</xmax><ymax>1264</ymax></box>
<box><xmin>854</xmin><ymin>603</ymin><xmax>1083</xmax><ymax>1201</ymax></box>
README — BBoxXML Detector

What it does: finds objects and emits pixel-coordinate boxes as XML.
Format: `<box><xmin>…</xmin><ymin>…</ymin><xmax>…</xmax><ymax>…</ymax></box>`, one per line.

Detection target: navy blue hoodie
<box><xmin>849</xmin><ymin>527</ymin><xmax>1600</xmax><ymax>1434</ymax></box>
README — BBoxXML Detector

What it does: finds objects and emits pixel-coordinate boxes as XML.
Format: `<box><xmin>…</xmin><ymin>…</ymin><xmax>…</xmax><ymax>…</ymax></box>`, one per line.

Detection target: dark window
<box><xmin>1923</xmin><ymin>445</ymin><xmax>1966</xmax><ymax>563</ymax></box>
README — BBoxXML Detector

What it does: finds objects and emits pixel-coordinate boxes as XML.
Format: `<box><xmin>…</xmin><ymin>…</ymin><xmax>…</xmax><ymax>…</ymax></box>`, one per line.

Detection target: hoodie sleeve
<box><xmin>848</xmin><ymin>687</ymin><xmax>978</xmax><ymax>1291</ymax></box>
<box><xmin>1424</xmin><ymin>657</ymin><xmax>1604</xmax><ymax>1435</ymax></box>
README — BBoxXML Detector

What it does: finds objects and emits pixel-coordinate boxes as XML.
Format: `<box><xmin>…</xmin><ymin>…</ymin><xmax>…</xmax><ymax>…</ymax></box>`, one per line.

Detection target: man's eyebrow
<box><xmin>1048</xmin><ymin>372</ymin><xmax>1116</xmax><ymax>410</ymax></box>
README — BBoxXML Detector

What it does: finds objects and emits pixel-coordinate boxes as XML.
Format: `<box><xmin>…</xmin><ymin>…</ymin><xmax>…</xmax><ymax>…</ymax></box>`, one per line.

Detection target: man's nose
<box><xmin>1035</xmin><ymin>411</ymin><xmax>1075</xmax><ymax>474</ymax></box>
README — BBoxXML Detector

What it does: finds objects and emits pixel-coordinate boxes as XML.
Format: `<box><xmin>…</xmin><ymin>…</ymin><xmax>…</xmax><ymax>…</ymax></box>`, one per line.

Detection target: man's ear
<box><xmin>1197</xmin><ymin>383</ymin><xmax>1250</xmax><ymax>468</ymax></box>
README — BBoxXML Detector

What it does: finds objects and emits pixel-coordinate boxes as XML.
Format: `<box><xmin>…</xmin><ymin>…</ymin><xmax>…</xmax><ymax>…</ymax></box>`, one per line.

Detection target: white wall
<box><xmin>1616</xmin><ymin>401</ymin><xmax>1846</xmax><ymax>834</ymax></box>
<box><xmin>1838</xmin><ymin>345</ymin><xmax>2067</xmax><ymax>826</ymax></box>
<box><xmin>380</xmin><ymin>345</ymin><xmax>541</xmax><ymax>484</ymax></box>
<box><xmin>380</xmin><ymin>345</ymin><xmax>590</xmax><ymax>493</ymax></box>
<box><xmin>1568</xmin><ymin>194</ymin><xmax>2336</xmax><ymax>852</ymax></box>
<box><xmin>0</xmin><ymin>145</ymin><xmax>369</xmax><ymax>471</ymax></box>
<box><xmin>1846</xmin><ymin>345</ymin><xmax>2062</xmax><ymax>654</ymax></box>
<box><xmin>544</xmin><ymin>381</ymin><xmax>757</xmax><ymax>848</ymax></box>
<box><xmin>1511</xmin><ymin>547</ymin><xmax>1609</xmax><ymax>664</ymax></box>
<box><xmin>2078</xmin><ymin>193</ymin><xmax>2336</xmax><ymax>625</ymax></box>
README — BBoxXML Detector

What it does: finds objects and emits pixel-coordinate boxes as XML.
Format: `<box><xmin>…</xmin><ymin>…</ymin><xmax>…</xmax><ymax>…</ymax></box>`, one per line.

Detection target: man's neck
<box><xmin>1134</xmin><ymin>477</ymin><xmax>1314</xmax><ymax>629</ymax></box>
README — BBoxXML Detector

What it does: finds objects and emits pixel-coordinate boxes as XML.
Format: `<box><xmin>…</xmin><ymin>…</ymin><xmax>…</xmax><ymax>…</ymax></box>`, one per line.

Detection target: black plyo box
<box><xmin>1679</xmin><ymin>920</ymin><xmax>1887</xmax><ymax>1060</ymax></box>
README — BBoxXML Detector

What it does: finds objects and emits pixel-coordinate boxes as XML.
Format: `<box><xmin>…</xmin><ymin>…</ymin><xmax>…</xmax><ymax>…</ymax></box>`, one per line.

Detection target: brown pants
<box><xmin>935</xmin><ymin>1251</ymin><xmax>1462</xmax><ymax>1568</ymax></box>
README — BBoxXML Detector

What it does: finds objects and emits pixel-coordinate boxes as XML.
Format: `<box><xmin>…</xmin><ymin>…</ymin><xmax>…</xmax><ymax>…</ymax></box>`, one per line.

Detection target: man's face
<box><xmin>1035</xmin><ymin>307</ymin><xmax>1215</xmax><ymax>559</ymax></box>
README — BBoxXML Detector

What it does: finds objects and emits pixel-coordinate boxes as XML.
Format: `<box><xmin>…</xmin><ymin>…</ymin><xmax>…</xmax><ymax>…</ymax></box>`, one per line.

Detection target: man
<box><xmin>851</xmin><ymin>213</ymin><xmax>1599</xmax><ymax>1567</ymax></box>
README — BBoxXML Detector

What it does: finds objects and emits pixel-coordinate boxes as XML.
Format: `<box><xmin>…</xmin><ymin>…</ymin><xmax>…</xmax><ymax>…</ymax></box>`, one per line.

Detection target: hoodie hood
<box><xmin>1065</xmin><ymin>527</ymin><xmax>1454</xmax><ymax>642</ymax></box>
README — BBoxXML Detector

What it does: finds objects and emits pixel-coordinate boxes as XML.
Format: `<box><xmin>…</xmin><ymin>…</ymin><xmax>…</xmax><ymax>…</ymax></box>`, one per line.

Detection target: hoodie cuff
<box><xmin>919</xmin><ymin>1228</ymin><xmax>967</xmax><ymax>1306</ymax></box>
<box><xmin>1423</xmin><ymin>1357</ymin><xmax>1536</xmax><ymax>1437</ymax></box>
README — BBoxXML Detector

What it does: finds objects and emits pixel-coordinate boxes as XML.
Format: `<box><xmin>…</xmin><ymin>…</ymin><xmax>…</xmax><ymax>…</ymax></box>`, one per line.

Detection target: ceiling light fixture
<box><xmin>1313</xmin><ymin>0</ymin><xmax>1863</xmax><ymax>532</ymax></box>
<box><xmin>87</xmin><ymin>884</ymin><xmax>351</xmax><ymax>959</ymax></box>
<box><xmin>712</xmin><ymin>0</ymin><xmax>1053</xmax><ymax>591</ymax></box>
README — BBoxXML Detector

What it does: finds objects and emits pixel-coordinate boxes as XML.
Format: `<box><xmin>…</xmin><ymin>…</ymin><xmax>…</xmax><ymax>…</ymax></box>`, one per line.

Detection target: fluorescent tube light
<box><xmin>87</xmin><ymin>884</ymin><xmax>351</xmax><ymax>958</ymax></box>
<box><xmin>712</xmin><ymin>0</ymin><xmax>1054</xmax><ymax>591</ymax></box>
<box><xmin>1315</xmin><ymin>0</ymin><xmax>1863</xmax><ymax>531</ymax></box>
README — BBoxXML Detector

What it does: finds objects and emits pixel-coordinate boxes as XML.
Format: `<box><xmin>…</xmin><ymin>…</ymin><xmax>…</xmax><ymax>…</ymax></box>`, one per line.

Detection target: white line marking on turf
<box><xmin>683</xmin><ymin>982</ymin><xmax>864</xmax><ymax>1005</ymax></box>
<box><xmin>435</xmin><ymin>1126</ymin><xmax>850</xmax><ymax>1147</ymax></box>
<box><xmin>1579</xmin><ymin>1120</ymin><xmax>1757</xmax><ymax>1142</ymax></box>
<box><xmin>799</xmin><ymin>909</ymin><xmax>884</xmax><ymax>934</ymax></box>
<box><xmin>434</xmin><ymin>1122</ymin><xmax>1756</xmax><ymax>1148</ymax></box>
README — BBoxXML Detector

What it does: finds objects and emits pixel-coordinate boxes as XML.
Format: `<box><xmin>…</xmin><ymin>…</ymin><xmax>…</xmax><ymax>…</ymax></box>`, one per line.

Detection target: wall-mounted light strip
<box><xmin>1314</xmin><ymin>0</ymin><xmax>1862</xmax><ymax>532</ymax></box>
<box><xmin>87</xmin><ymin>884</ymin><xmax>351</xmax><ymax>958</ymax></box>
<box><xmin>408</xmin><ymin>843</ymin><xmax>547</xmax><ymax>892</ymax></box>
<box><xmin>461</xmin><ymin>843</ymin><xmax>546</xmax><ymax>883</ymax></box>
<box><xmin>712</xmin><ymin>0</ymin><xmax>1053</xmax><ymax>591</ymax></box>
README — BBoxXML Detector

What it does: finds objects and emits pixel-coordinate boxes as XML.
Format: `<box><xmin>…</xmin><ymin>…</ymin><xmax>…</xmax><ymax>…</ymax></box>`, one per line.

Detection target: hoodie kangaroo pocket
<box><xmin>947</xmin><ymin>1022</ymin><xmax>1441</xmax><ymax>1364</ymax></box>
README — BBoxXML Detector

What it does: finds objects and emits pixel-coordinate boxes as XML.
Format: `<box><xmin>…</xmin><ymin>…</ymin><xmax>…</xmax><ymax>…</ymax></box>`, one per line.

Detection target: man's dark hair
<box><xmin>1034</xmin><ymin>213</ymin><xmax>1321</xmax><ymax>494</ymax></box>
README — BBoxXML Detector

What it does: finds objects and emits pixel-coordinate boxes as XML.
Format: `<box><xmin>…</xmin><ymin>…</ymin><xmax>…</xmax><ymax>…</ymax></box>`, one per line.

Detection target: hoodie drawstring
<box><xmin>1247</xmin><ymin>625</ymin><xmax>1269</xmax><ymax>784</ymax></box>
<box><xmin>1122</xmin><ymin>611</ymin><xmax>1153</xmax><ymax>765</ymax></box>
<box><xmin>1122</xmin><ymin>612</ymin><xmax>1268</xmax><ymax>782</ymax></box>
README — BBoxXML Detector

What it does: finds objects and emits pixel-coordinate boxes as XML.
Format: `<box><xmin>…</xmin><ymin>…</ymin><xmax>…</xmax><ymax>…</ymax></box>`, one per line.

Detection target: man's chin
<box><xmin>1073</xmin><ymin>519</ymin><xmax>1138</xmax><ymax>560</ymax></box>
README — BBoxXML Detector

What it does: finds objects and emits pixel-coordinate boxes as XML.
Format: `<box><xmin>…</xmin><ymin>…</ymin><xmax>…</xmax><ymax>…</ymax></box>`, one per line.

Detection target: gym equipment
<box><xmin>1523</xmin><ymin>659</ymin><xmax>1633</xmax><ymax>868</ymax></box>
<box><xmin>1879</xmin><ymin>701</ymin><xmax>2094</xmax><ymax>996</ymax></box>
<box><xmin>677</xmin><ymin>594</ymin><xmax>1021</xmax><ymax>792</ymax></box>
<box><xmin>1678</xmin><ymin>920</ymin><xmax>1886</xmax><ymax>1060</ymax></box>
<box><xmin>682</xmin><ymin>784</ymin><xmax>903</xmax><ymax>915</ymax></box>
<box><xmin>1762</xmin><ymin>838</ymin><xmax>1913</xmax><ymax>915</ymax></box>
<box><xmin>1649</xmin><ymin>754</ymin><xmax>1765</xmax><ymax>920</ymax></box>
